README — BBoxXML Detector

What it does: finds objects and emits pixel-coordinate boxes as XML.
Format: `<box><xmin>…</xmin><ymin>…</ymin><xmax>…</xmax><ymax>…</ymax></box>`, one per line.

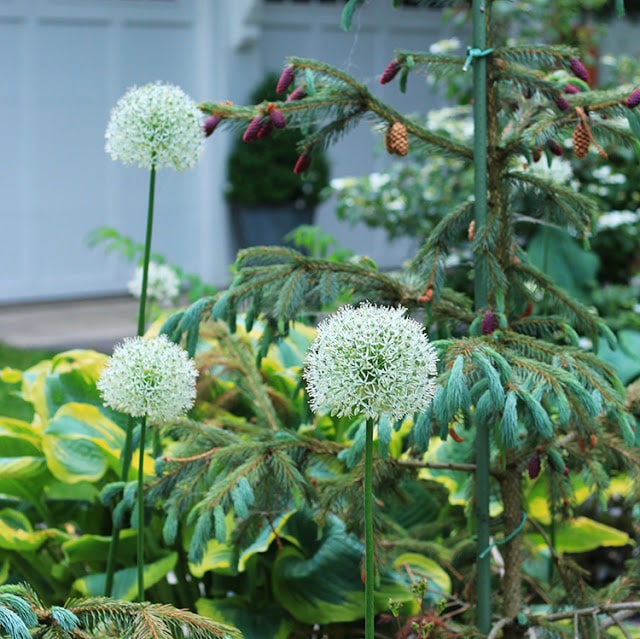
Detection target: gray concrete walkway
<box><xmin>0</xmin><ymin>296</ymin><xmax>140</xmax><ymax>353</ymax></box>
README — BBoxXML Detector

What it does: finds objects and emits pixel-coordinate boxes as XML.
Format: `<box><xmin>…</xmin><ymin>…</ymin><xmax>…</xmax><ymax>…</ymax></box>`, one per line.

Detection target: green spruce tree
<box><xmin>161</xmin><ymin>1</ymin><xmax>640</xmax><ymax>636</ymax></box>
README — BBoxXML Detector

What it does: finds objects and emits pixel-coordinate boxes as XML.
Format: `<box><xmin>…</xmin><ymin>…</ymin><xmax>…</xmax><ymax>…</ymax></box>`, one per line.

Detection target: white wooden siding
<box><xmin>0</xmin><ymin>0</ymin><xmax>457</xmax><ymax>304</ymax></box>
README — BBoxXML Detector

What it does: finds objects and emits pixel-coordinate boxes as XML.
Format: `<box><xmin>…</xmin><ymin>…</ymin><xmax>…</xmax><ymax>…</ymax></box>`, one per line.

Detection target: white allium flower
<box><xmin>105</xmin><ymin>82</ymin><xmax>204</xmax><ymax>171</ymax></box>
<box><xmin>127</xmin><ymin>262</ymin><xmax>180</xmax><ymax>306</ymax></box>
<box><xmin>304</xmin><ymin>303</ymin><xmax>438</xmax><ymax>420</ymax></box>
<box><xmin>98</xmin><ymin>335</ymin><xmax>198</xmax><ymax>423</ymax></box>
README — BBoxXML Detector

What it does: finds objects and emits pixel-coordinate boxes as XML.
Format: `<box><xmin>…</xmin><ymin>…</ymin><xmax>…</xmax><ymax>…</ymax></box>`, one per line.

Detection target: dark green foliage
<box><xmin>225</xmin><ymin>72</ymin><xmax>331</xmax><ymax>209</ymax></box>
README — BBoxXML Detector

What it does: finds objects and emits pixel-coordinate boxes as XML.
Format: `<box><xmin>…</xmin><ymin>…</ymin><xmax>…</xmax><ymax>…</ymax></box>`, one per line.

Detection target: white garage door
<box><xmin>0</xmin><ymin>0</ymin><xmax>208</xmax><ymax>304</ymax></box>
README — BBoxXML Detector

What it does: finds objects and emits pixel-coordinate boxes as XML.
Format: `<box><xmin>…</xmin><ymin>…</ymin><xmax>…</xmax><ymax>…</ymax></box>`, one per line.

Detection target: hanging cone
<box><xmin>572</xmin><ymin>120</ymin><xmax>590</xmax><ymax>159</ymax></box>
<box><xmin>384</xmin><ymin>121</ymin><xmax>409</xmax><ymax>156</ymax></box>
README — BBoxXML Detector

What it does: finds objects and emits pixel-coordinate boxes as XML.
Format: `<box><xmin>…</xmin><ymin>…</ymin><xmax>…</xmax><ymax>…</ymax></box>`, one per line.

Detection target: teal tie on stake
<box><xmin>479</xmin><ymin>512</ymin><xmax>529</xmax><ymax>560</ymax></box>
<box><xmin>462</xmin><ymin>47</ymin><xmax>495</xmax><ymax>73</ymax></box>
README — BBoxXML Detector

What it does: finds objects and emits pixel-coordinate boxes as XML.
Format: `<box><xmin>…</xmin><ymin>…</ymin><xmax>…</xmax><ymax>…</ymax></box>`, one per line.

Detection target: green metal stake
<box><xmin>469</xmin><ymin>0</ymin><xmax>491</xmax><ymax>634</ymax></box>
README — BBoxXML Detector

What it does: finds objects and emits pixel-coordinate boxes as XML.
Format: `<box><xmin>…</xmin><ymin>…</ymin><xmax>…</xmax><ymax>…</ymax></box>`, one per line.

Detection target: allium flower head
<box><xmin>304</xmin><ymin>303</ymin><xmax>438</xmax><ymax>420</ymax></box>
<box><xmin>127</xmin><ymin>262</ymin><xmax>180</xmax><ymax>307</ymax></box>
<box><xmin>105</xmin><ymin>82</ymin><xmax>204</xmax><ymax>171</ymax></box>
<box><xmin>98</xmin><ymin>335</ymin><xmax>198</xmax><ymax>423</ymax></box>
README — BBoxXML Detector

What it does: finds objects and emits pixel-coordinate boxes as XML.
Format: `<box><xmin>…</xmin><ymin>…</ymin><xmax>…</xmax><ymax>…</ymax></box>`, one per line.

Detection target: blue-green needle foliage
<box><xmin>0</xmin><ymin>584</ymin><xmax>239</xmax><ymax>639</ymax></box>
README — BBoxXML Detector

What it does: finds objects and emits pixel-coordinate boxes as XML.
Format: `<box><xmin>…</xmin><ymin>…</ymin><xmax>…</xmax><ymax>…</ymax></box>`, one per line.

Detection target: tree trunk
<box><xmin>499</xmin><ymin>457</ymin><xmax>526</xmax><ymax>639</ymax></box>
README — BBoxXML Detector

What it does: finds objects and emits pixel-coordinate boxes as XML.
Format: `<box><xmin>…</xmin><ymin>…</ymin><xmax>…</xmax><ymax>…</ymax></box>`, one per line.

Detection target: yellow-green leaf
<box><xmin>197</xmin><ymin>598</ymin><xmax>294</xmax><ymax>639</ymax></box>
<box><xmin>72</xmin><ymin>552</ymin><xmax>177</xmax><ymax>601</ymax></box>
<box><xmin>189</xmin><ymin>539</ymin><xmax>235</xmax><ymax>577</ymax></box>
<box><xmin>0</xmin><ymin>417</ymin><xmax>43</xmax><ymax>453</ymax></box>
<box><xmin>0</xmin><ymin>508</ymin><xmax>65</xmax><ymax>551</ymax></box>
<box><xmin>392</xmin><ymin>552</ymin><xmax>452</xmax><ymax>596</ymax></box>
<box><xmin>42</xmin><ymin>403</ymin><xmax>125</xmax><ymax>482</ymax></box>
<box><xmin>0</xmin><ymin>456</ymin><xmax>47</xmax><ymax>479</ymax></box>
<box><xmin>528</xmin><ymin>516</ymin><xmax>633</xmax><ymax>554</ymax></box>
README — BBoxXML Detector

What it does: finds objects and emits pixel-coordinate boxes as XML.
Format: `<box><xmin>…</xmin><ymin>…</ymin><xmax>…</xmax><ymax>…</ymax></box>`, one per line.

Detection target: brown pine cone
<box><xmin>385</xmin><ymin>121</ymin><xmax>409</xmax><ymax>157</ymax></box>
<box><xmin>572</xmin><ymin>121</ymin><xmax>590</xmax><ymax>159</ymax></box>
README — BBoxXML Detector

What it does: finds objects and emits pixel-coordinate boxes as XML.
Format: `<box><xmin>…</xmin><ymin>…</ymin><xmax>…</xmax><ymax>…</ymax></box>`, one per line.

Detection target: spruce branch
<box><xmin>202</xmin><ymin>321</ymin><xmax>283</xmax><ymax>430</ymax></box>
<box><xmin>397</xmin><ymin>458</ymin><xmax>479</xmax><ymax>474</ymax></box>
<box><xmin>390</xmin><ymin>49</ymin><xmax>467</xmax><ymax>78</ymax></box>
<box><xmin>202</xmin><ymin>56</ymin><xmax>473</xmax><ymax>161</ymax></box>
<box><xmin>511</xmin><ymin>316</ymin><xmax>581</xmax><ymax>341</ymax></box>
<box><xmin>510</xmin><ymin>259</ymin><xmax>610</xmax><ymax>341</ymax></box>
<box><xmin>154</xmin><ymin>423</ymin><xmax>342</xmax><ymax>560</ymax></box>
<box><xmin>506</xmin><ymin>170</ymin><xmax>595</xmax><ymax>237</ymax></box>
<box><xmin>412</xmin><ymin>200</ymin><xmax>474</xmax><ymax>270</ymax></box>
<box><xmin>430</xmin><ymin>288</ymin><xmax>475</xmax><ymax>326</ymax></box>
<box><xmin>493</xmin><ymin>44</ymin><xmax>579</xmax><ymax>70</ymax></box>
<box><xmin>521</xmin><ymin>88</ymin><xmax>637</xmax><ymax>148</ymax></box>
<box><xmin>434</xmin><ymin>331</ymin><xmax>629</xmax><ymax>448</ymax></box>
<box><xmin>212</xmin><ymin>246</ymin><xmax>409</xmax><ymax>330</ymax></box>
<box><xmin>66</xmin><ymin>598</ymin><xmax>240</xmax><ymax>639</ymax></box>
<box><xmin>496</xmin><ymin>68</ymin><xmax>562</xmax><ymax>103</ymax></box>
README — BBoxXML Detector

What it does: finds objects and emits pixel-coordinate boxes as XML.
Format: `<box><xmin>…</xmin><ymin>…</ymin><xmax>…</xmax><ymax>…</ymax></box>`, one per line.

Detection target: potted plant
<box><xmin>225</xmin><ymin>71</ymin><xmax>331</xmax><ymax>248</ymax></box>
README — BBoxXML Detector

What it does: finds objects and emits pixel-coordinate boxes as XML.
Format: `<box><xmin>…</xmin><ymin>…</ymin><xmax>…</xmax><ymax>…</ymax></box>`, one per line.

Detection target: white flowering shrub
<box><xmin>572</xmin><ymin>150</ymin><xmax>640</xmax><ymax>285</ymax></box>
<box><xmin>304</xmin><ymin>303</ymin><xmax>438</xmax><ymax>421</ymax></box>
<box><xmin>330</xmin><ymin>106</ymin><xmax>474</xmax><ymax>241</ymax></box>
<box><xmin>105</xmin><ymin>82</ymin><xmax>204</xmax><ymax>171</ymax></box>
<box><xmin>98</xmin><ymin>334</ymin><xmax>198</xmax><ymax>423</ymax></box>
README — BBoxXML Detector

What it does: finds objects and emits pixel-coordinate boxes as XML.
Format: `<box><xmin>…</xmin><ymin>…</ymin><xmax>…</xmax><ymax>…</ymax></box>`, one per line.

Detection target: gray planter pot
<box><xmin>231</xmin><ymin>203</ymin><xmax>315</xmax><ymax>249</ymax></box>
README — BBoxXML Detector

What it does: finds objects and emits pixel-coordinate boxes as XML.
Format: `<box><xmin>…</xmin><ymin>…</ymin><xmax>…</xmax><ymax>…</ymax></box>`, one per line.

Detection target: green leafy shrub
<box><xmin>225</xmin><ymin>72</ymin><xmax>331</xmax><ymax>210</ymax></box>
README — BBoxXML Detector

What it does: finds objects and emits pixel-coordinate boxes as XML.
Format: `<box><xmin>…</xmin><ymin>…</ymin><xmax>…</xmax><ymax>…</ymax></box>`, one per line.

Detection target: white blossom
<box><xmin>330</xmin><ymin>177</ymin><xmax>359</xmax><ymax>191</ymax></box>
<box><xmin>105</xmin><ymin>82</ymin><xmax>204</xmax><ymax>171</ymax></box>
<box><xmin>593</xmin><ymin>165</ymin><xmax>627</xmax><ymax>185</ymax></box>
<box><xmin>98</xmin><ymin>335</ymin><xmax>198</xmax><ymax>423</ymax></box>
<box><xmin>368</xmin><ymin>172</ymin><xmax>391</xmax><ymax>191</ymax></box>
<box><xmin>429</xmin><ymin>37</ymin><xmax>461</xmax><ymax>54</ymax></box>
<box><xmin>127</xmin><ymin>262</ymin><xmax>180</xmax><ymax>306</ymax></box>
<box><xmin>597</xmin><ymin>210</ymin><xmax>640</xmax><ymax>231</ymax></box>
<box><xmin>528</xmin><ymin>156</ymin><xmax>574</xmax><ymax>185</ymax></box>
<box><xmin>304</xmin><ymin>303</ymin><xmax>438</xmax><ymax>420</ymax></box>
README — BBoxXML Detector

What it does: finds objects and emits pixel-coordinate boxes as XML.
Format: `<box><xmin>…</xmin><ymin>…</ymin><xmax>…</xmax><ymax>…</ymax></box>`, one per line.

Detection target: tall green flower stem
<box><xmin>137</xmin><ymin>415</ymin><xmax>148</xmax><ymax>602</ymax></box>
<box><xmin>104</xmin><ymin>164</ymin><xmax>157</xmax><ymax>599</ymax></box>
<box><xmin>470</xmin><ymin>0</ymin><xmax>491</xmax><ymax>633</ymax></box>
<box><xmin>364</xmin><ymin>418</ymin><xmax>375</xmax><ymax>639</ymax></box>
<box><xmin>303</xmin><ymin>304</ymin><xmax>437</xmax><ymax>639</ymax></box>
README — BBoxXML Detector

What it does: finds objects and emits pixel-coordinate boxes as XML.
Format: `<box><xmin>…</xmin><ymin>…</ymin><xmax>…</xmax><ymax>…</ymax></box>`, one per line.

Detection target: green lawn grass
<box><xmin>0</xmin><ymin>342</ymin><xmax>56</xmax><ymax>370</ymax></box>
